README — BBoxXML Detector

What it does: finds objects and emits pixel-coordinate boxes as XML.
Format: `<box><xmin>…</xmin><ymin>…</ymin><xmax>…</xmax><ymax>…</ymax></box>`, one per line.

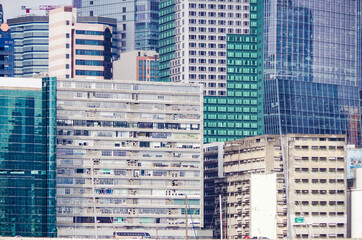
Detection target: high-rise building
<box><xmin>160</xmin><ymin>0</ymin><xmax>362</xmax><ymax>145</ymax></box>
<box><xmin>0</xmin><ymin>23</ymin><xmax>14</xmax><ymax>77</ymax></box>
<box><xmin>263</xmin><ymin>0</ymin><xmax>361</xmax><ymax>146</ymax></box>
<box><xmin>222</xmin><ymin>134</ymin><xmax>347</xmax><ymax>239</ymax></box>
<box><xmin>113</xmin><ymin>50</ymin><xmax>159</xmax><ymax>81</ymax></box>
<box><xmin>7</xmin><ymin>16</ymin><xmax>49</xmax><ymax>77</ymax></box>
<box><xmin>74</xmin><ymin>0</ymin><xmax>159</xmax><ymax>53</ymax></box>
<box><xmin>49</xmin><ymin>6</ymin><xmax>116</xmax><ymax>80</ymax></box>
<box><xmin>0</xmin><ymin>77</ymin><xmax>57</xmax><ymax>237</ymax></box>
<box><xmin>159</xmin><ymin>0</ymin><xmax>264</xmax><ymax>143</ymax></box>
<box><xmin>56</xmin><ymin>79</ymin><xmax>208</xmax><ymax>239</ymax></box>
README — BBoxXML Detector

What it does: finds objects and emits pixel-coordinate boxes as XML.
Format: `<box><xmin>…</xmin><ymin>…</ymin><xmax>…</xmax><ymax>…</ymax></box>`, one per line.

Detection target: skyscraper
<box><xmin>49</xmin><ymin>6</ymin><xmax>117</xmax><ymax>79</ymax></box>
<box><xmin>0</xmin><ymin>77</ymin><xmax>57</xmax><ymax>237</ymax></box>
<box><xmin>7</xmin><ymin>16</ymin><xmax>49</xmax><ymax>77</ymax></box>
<box><xmin>159</xmin><ymin>0</ymin><xmax>264</xmax><ymax>143</ymax></box>
<box><xmin>263</xmin><ymin>0</ymin><xmax>361</xmax><ymax>146</ymax></box>
<box><xmin>74</xmin><ymin>0</ymin><xmax>159</xmax><ymax>53</ymax></box>
<box><xmin>160</xmin><ymin>0</ymin><xmax>362</xmax><ymax>145</ymax></box>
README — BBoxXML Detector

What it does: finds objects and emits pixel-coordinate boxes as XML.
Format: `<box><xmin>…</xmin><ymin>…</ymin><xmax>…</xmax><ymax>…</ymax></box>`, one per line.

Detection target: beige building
<box><xmin>49</xmin><ymin>6</ymin><xmax>116</xmax><ymax>80</ymax></box>
<box><xmin>223</xmin><ymin>134</ymin><xmax>347</xmax><ymax>239</ymax></box>
<box><xmin>113</xmin><ymin>50</ymin><xmax>159</xmax><ymax>81</ymax></box>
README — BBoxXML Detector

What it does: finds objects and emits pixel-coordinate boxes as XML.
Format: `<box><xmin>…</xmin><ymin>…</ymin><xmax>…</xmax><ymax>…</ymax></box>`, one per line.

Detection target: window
<box><xmin>90</xmin><ymin>11</ymin><xmax>93</xmax><ymax>16</ymax></box>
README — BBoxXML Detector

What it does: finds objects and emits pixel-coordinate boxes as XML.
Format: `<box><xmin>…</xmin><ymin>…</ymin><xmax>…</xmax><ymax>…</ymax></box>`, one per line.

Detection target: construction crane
<box><xmin>21</xmin><ymin>5</ymin><xmax>59</xmax><ymax>15</ymax></box>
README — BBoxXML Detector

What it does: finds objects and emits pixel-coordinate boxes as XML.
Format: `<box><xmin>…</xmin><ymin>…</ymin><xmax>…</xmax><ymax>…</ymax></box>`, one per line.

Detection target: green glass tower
<box><xmin>159</xmin><ymin>0</ymin><xmax>264</xmax><ymax>143</ymax></box>
<box><xmin>0</xmin><ymin>77</ymin><xmax>57</xmax><ymax>237</ymax></box>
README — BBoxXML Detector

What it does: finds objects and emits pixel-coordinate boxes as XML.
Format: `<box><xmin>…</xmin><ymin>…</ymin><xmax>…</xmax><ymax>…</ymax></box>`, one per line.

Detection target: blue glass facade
<box><xmin>0</xmin><ymin>77</ymin><xmax>57</xmax><ymax>237</ymax></box>
<box><xmin>74</xmin><ymin>0</ymin><xmax>158</xmax><ymax>53</ymax></box>
<box><xmin>0</xmin><ymin>28</ymin><xmax>14</xmax><ymax>77</ymax></box>
<box><xmin>7</xmin><ymin>16</ymin><xmax>49</xmax><ymax>77</ymax></box>
<box><xmin>264</xmin><ymin>0</ymin><xmax>361</xmax><ymax>145</ymax></box>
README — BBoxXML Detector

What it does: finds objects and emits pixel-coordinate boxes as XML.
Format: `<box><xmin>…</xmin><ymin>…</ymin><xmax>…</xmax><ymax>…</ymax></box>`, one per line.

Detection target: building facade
<box><xmin>7</xmin><ymin>16</ymin><xmax>49</xmax><ymax>77</ymax></box>
<box><xmin>159</xmin><ymin>0</ymin><xmax>264</xmax><ymax>143</ymax></box>
<box><xmin>223</xmin><ymin>134</ymin><xmax>347</xmax><ymax>239</ymax></box>
<box><xmin>73</xmin><ymin>0</ymin><xmax>159</xmax><ymax>53</ymax></box>
<box><xmin>0</xmin><ymin>23</ymin><xmax>14</xmax><ymax>77</ymax></box>
<box><xmin>49</xmin><ymin>6</ymin><xmax>116</xmax><ymax>80</ymax></box>
<box><xmin>203</xmin><ymin>142</ymin><xmax>224</xmax><ymax>232</ymax></box>
<box><xmin>56</xmin><ymin>79</ymin><xmax>206</xmax><ymax>239</ymax></box>
<box><xmin>263</xmin><ymin>0</ymin><xmax>361</xmax><ymax>146</ymax></box>
<box><xmin>0</xmin><ymin>77</ymin><xmax>57</xmax><ymax>237</ymax></box>
<box><xmin>113</xmin><ymin>50</ymin><xmax>159</xmax><ymax>81</ymax></box>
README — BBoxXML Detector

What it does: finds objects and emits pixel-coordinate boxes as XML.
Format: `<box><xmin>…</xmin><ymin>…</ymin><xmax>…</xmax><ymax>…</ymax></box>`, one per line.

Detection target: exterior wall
<box><xmin>223</xmin><ymin>134</ymin><xmax>347</xmax><ymax>239</ymax></box>
<box><xmin>7</xmin><ymin>16</ymin><xmax>49</xmax><ymax>77</ymax></box>
<box><xmin>203</xmin><ymin>142</ymin><xmax>224</xmax><ymax>230</ymax></box>
<box><xmin>56</xmin><ymin>79</ymin><xmax>204</xmax><ymax>239</ymax></box>
<box><xmin>159</xmin><ymin>0</ymin><xmax>264</xmax><ymax>143</ymax></box>
<box><xmin>113</xmin><ymin>50</ymin><xmax>159</xmax><ymax>81</ymax></box>
<box><xmin>351</xmin><ymin>168</ymin><xmax>362</xmax><ymax>238</ymax></box>
<box><xmin>49</xmin><ymin>6</ymin><xmax>115</xmax><ymax>80</ymax></box>
<box><xmin>74</xmin><ymin>0</ymin><xmax>159</xmax><ymax>53</ymax></box>
<box><xmin>250</xmin><ymin>174</ymin><xmax>278</xmax><ymax>239</ymax></box>
<box><xmin>0</xmin><ymin>77</ymin><xmax>57</xmax><ymax>237</ymax></box>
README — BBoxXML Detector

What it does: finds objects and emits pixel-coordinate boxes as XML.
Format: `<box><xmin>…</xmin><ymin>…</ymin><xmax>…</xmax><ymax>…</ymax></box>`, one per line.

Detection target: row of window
<box><xmin>295</xmin><ymin>179</ymin><xmax>344</xmax><ymax>184</ymax></box>
<box><xmin>190</xmin><ymin>35</ymin><xmax>226</xmax><ymax>41</ymax></box>
<box><xmin>75</xmin><ymin>39</ymin><xmax>104</xmax><ymax>45</ymax></box>
<box><xmin>189</xmin><ymin>66</ymin><xmax>227</xmax><ymax>72</ymax></box>
<box><xmin>75</xmin><ymin>60</ymin><xmax>104</xmax><ymax>66</ymax></box>
<box><xmin>188</xmin><ymin>74</ymin><xmax>226</xmax><ymax>80</ymax></box>
<box><xmin>295</xmin><ymin>201</ymin><xmax>344</xmax><ymax>206</ymax></box>
<box><xmin>189</xmin><ymin>3</ymin><xmax>249</xmax><ymax>10</ymax></box>
<box><xmin>57</xmin><ymin>120</ymin><xmax>200</xmax><ymax>130</ymax></box>
<box><xmin>188</xmin><ymin>50</ymin><xmax>226</xmax><ymax>57</ymax></box>
<box><xmin>189</xmin><ymin>11</ymin><xmax>249</xmax><ymax>19</ymax></box>
<box><xmin>75</xmin><ymin>70</ymin><xmax>104</xmax><ymax>76</ymax></box>
<box><xmin>189</xmin><ymin>19</ymin><xmax>249</xmax><ymax>26</ymax></box>
<box><xmin>189</xmin><ymin>27</ymin><xmax>248</xmax><ymax>34</ymax></box>
<box><xmin>76</xmin><ymin>30</ymin><xmax>104</xmax><ymax>35</ymax></box>
<box><xmin>189</xmin><ymin>42</ymin><xmax>226</xmax><ymax>48</ymax></box>
<box><xmin>75</xmin><ymin>49</ymin><xmax>104</xmax><ymax>56</ymax></box>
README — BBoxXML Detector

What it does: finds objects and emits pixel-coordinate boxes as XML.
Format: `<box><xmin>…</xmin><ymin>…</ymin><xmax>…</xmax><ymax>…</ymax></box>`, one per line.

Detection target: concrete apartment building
<box><xmin>222</xmin><ymin>134</ymin><xmax>347</xmax><ymax>239</ymax></box>
<box><xmin>113</xmin><ymin>50</ymin><xmax>159</xmax><ymax>81</ymax></box>
<box><xmin>49</xmin><ymin>6</ymin><xmax>116</xmax><ymax>80</ymax></box>
<box><xmin>56</xmin><ymin>79</ymin><xmax>208</xmax><ymax>239</ymax></box>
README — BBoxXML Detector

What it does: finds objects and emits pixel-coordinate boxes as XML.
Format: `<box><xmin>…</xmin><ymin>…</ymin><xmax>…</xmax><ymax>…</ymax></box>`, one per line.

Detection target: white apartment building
<box><xmin>160</xmin><ymin>0</ymin><xmax>251</xmax><ymax>95</ymax></box>
<box><xmin>49</xmin><ymin>6</ymin><xmax>116</xmax><ymax>80</ymax></box>
<box><xmin>56</xmin><ymin>79</ymin><xmax>207</xmax><ymax>239</ymax></box>
<box><xmin>223</xmin><ymin>134</ymin><xmax>347</xmax><ymax>239</ymax></box>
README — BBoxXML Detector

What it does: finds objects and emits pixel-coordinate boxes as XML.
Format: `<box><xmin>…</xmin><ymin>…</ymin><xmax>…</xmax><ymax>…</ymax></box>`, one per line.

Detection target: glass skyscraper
<box><xmin>263</xmin><ymin>0</ymin><xmax>361</xmax><ymax>145</ymax></box>
<box><xmin>74</xmin><ymin>0</ymin><xmax>159</xmax><ymax>53</ymax></box>
<box><xmin>0</xmin><ymin>77</ymin><xmax>57</xmax><ymax>237</ymax></box>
